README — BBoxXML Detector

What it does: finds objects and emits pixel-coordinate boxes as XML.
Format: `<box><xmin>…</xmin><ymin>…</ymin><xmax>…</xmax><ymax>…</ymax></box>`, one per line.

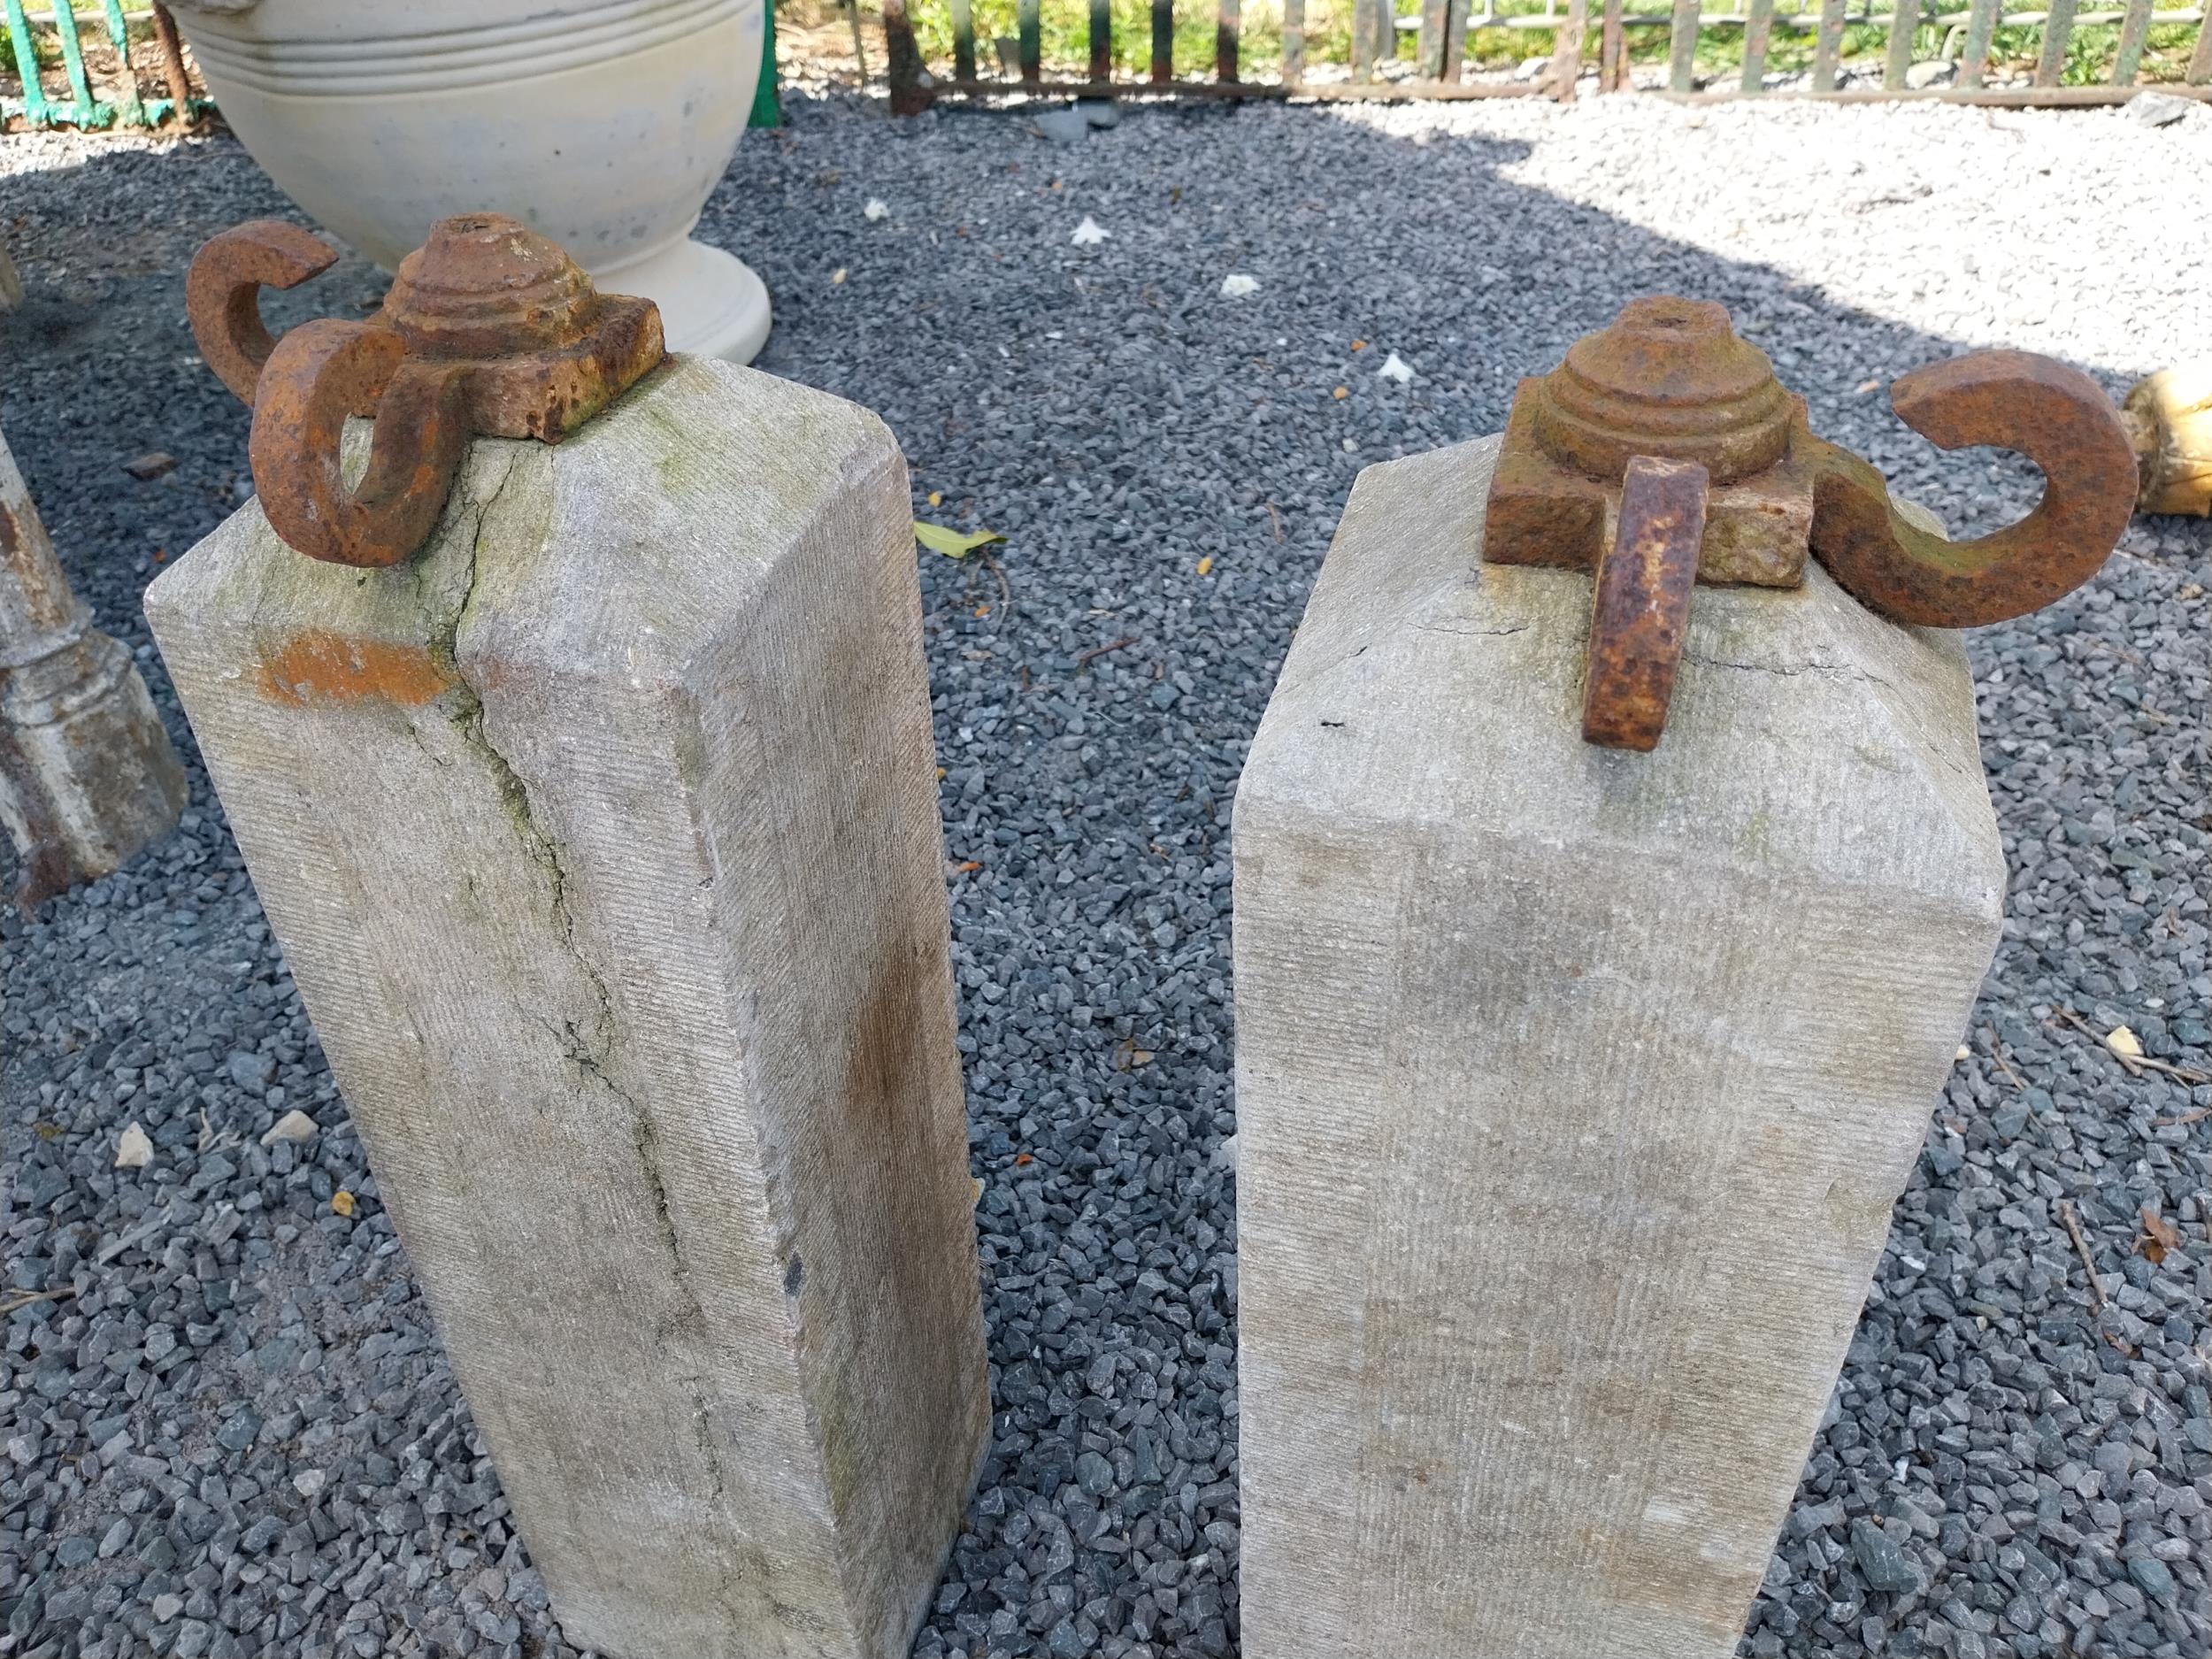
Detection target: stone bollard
<box><xmin>145</xmin><ymin>229</ymin><xmax>989</xmax><ymax>1657</ymax></box>
<box><xmin>1234</xmin><ymin>431</ymin><xmax>2006</xmax><ymax>1658</ymax></box>
<box><xmin>0</xmin><ymin>426</ymin><xmax>187</xmax><ymax>905</ymax></box>
<box><xmin>1231</xmin><ymin>296</ymin><xmax>2140</xmax><ymax>1659</ymax></box>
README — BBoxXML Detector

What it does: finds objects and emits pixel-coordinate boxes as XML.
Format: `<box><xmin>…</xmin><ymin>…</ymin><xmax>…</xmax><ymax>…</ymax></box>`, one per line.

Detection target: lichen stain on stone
<box><xmin>258</xmin><ymin>633</ymin><xmax>457</xmax><ymax>707</ymax></box>
<box><xmin>1737</xmin><ymin>805</ymin><xmax>1775</xmax><ymax>864</ymax></box>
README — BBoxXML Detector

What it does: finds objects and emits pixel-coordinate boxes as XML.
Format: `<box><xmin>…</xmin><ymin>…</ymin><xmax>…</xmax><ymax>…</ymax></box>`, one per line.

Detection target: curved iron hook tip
<box><xmin>184</xmin><ymin>219</ymin><xmax>340</xmax><ymax>409</ymax></box>
<box><xmin>1804</xmin><ymin>350</ymin><xmax>2137</xmax><ymax>629</ymax></box>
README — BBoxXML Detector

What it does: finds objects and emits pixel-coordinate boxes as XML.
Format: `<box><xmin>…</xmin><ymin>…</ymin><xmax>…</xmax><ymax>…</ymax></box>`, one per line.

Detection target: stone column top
<box><xmin>1242</xmin><ymin>434</ymin><xmax>2003</xmax><ymax>916</ymax></box>
<box><xmin>150</xmin><ymin>356</ymin><xmax>902</xmax><ymax>692</ymax></box>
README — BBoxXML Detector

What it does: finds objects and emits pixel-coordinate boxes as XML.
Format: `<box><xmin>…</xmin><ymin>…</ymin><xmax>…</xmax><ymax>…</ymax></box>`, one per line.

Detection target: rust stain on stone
<box><xmin>258</xmin><ymin>632</ymin><xmax>456</xmax><ymax>707</ymax></box>
<box><xmin>846</xmin><ymin>940</ymin><xmax>935</xmax><ymax>1139</ymax></box>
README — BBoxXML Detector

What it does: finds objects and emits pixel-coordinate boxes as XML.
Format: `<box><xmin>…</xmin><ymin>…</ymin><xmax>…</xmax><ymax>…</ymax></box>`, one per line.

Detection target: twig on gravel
<box><xmin>96</xmin><ymin>1202</ymin><xmax>182</xmax><ymax>1268</ymax></box>
<box><xmin>2055</xmin><ymin>1003</ymin><xmax>2211</xmax><ymax>1082</ymax></box>
<box><xmin>1078</xmin><ymin>635</ymin><xmax>1136</xmax><ymax>667</ymax></box>
<box><xmin>1981</xmin><ymin>1032</ymin><xmax>2025</xmax><ymax>1092</ymax></box>
<box><xmin>0</xmin><ymin>1202</ymin><xmax>180</xmax><ymax>1314</ymax></box>
<box><xmin>0</xmin><ymin>1286</ymin><xmax>77</xmax><ymax>1317</ymax></box>
<box><xmin>2153</xmin><ymin>1106</ymin><xmax>2212</xmax><ymax>1128</ymax></box>
<box><xmin>2059</xmin><ymin>1200</ymin><xmax>2108</xmax><ymax>1311</ymax></box>
<box><xmin>2054</xmin><ymin>1007</ymin><xmax>2147</xmax><ymax>1078</ymax></box>
<box><xmin>979</xmin><ymin>549</ymin><xmax>1013</xmax><ymax>612</ymax></box>
<box><xmin>2137</xmin><ymin>1056</ymin><xmax>2208</xmax><ymax>1083</ymax></box>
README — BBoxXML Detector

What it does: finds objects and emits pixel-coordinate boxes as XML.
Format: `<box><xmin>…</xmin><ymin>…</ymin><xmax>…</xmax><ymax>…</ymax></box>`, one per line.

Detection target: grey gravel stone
<box><xmin>2129</xmin><ymin>89</ymin><xmax>2198</xmax><ymax>127</ymax></box>
<box><xmin>224</xmin><ymin>1048</ymin><xmax>273</xmax><ymax>1091</ymax></box>
<box><xmin>1033</xmin><ymin>105</ymin><xmax>1091</xmax><ymax>144</ymax></box>
<box><xmin>2130</xmin><ymin>1556</ymin><xmax>2177</xmax><ymax>1601</ymax></box>
<box><xmin>1076</xmin><ymin>1450</ymin><xmax>1116</xmax><ymax>1495</ymax></box>
<box><xmin>1851</xmin><ymin>1517</ymin><xmax>1924</xmax><ymax>1595</ymax></box>
<box><xmin>4</xmin><ymin>89</ymin><xmax>2210</xmax><ymax>1659</ymax></box>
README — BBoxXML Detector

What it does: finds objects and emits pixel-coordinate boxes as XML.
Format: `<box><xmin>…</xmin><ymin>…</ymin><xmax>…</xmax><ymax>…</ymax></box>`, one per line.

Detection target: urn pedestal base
<box><xmin>606</xmin><ymin>235</ymin><xmax>773</xmax><ymax>365</ymax></box>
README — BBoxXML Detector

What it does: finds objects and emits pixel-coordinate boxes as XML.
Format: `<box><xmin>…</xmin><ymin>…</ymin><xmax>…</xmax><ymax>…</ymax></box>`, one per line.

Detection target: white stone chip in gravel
<box><xmin>257</xmin><ymin>1108</ymin><xmax>319</xmax><ymax>1146</ymax></box>
<box><xmin>111</xmin><ymin>1120</ymin><xmax>150</xmax><ymax>1169</ymax></box>
<box><xmin>2129</xmin><ymin>90</ymin><xmax>2199</xmax><ymax>127</ymax></box>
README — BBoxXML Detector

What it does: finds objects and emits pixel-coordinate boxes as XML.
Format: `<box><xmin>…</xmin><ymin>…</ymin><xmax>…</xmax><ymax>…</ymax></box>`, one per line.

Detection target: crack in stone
<box><xmin>1279</xmin><ymin>616</ymin><xmax>1535</xmax><ymax>701</ymax></box>
<box><xmin>1416</xmin><ymin>619</ymin><xmax>1534</xmax><ymax>638</ymax></box>
<box><xmin>421</xmin><ymin>452</ymin><xmax>746</xmax><ymax>1632</ymax></box>
<box><xmin>1682</xmin><ymin>651</ymin><xmax>1864</xmax><ymax>680</ymax></box>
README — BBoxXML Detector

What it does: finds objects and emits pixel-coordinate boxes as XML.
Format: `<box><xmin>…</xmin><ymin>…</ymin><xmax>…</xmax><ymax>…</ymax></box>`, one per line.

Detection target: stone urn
<box><xmin>165</xmin><ymin>0</ymin><xmax>772</xmax><ymax>363</ymax></box>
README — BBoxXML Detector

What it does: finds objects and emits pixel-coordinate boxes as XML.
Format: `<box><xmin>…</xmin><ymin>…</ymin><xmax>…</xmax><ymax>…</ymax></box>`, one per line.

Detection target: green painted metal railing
<box><xmin>4</xmin><ymin>0</ymin><xmax>201</xmax><ymax>127</ymax></box>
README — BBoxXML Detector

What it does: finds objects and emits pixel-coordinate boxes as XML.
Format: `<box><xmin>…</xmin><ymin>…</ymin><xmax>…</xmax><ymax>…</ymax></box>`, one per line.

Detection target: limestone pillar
<box><xmin>1233</xmin><ymin>434</ymin><xmax>2005</xmax><ymax>1659</ymax></box>
<box><xmin>144</xmin><ymin>359</ymin><xmax>990</xmax><ymax>1659</ymax></box>
<box><xmin>0</xmin><ymin>426</ymin><xmax>186</xmax><ymax>905</ymax></box>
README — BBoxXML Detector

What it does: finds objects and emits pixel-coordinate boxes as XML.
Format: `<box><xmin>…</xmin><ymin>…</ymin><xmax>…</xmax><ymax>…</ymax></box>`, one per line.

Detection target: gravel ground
<box><xmin>4</xmin><ymin>90</ymin><xmax>2211</xmax><ymax>1659</ymax></box>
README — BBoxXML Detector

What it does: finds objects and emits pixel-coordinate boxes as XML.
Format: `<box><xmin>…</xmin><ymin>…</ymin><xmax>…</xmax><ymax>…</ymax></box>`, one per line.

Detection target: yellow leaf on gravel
<box><xmin>915</xmin><ymin>521</ymin><xmax>1006</xmax><ymax>560</ymax></box>
<box><xmin>1197</xmin><ymin>557</ymin><xmax>1214</xmax><ymax>576</ymax></box>
<box><xmin>331</xmin><ymin>1189</ymin><xmax>356</xmax><ymax>1218</ymax></box>
<box><xmin>2106</xmin><ymin>1025</ymin><xmax>2144</xmax><ymax>1059</ymax></box>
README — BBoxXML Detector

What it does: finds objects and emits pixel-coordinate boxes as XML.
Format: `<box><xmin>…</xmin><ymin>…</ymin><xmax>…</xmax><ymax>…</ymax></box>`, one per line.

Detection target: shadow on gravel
<box><xmin>3</xmin><ymin>96</ymin><xmax>2206</xmax><ymax>1659</ymax></box>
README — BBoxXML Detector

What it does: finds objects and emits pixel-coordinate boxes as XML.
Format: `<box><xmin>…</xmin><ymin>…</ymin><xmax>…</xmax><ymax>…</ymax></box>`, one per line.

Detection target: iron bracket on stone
<box><xmin>186</xmin><ymin>214</ymin><xmax>665</xmax><ymax>568</ymax></box>
<box><xmin>1482</xmin><ymin>296</ymin><xmax>2139</xmax><ymax>752</ymax></box>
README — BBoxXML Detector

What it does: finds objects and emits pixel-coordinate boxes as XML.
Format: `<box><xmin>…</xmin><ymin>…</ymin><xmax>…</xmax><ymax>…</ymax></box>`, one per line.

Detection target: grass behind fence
<box><xmin>2</xmin><ymin>4</ymin><xmax>106</xmax><ymax>77</ymax></box>
<box><xmin>910</xmin><ymin>0</ymin><xmax>1329</xmax><ymax>79</ymax></box>
<box><xmin>904</xmin><ymin>0</ymin><xmax>2208</xmax><ymax>81</ymax></box>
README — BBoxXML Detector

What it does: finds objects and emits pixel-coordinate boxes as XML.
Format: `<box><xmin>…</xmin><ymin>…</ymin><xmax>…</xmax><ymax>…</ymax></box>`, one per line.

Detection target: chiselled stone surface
<box><xmin>1233</xmin><ymin>434</ymin><xmax>2004</xmax><ymax>1659</ymax></box>
<box><xmin>146</xmin><ymin>358</ymin><xmax>989</xmax><ymax>1659</ymax></box>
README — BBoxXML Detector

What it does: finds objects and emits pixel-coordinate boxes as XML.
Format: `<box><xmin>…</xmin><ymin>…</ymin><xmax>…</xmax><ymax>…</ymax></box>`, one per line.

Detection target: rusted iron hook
<box><xmin>183</xmin><ymin>219</ymin><xmax>340</xmax><ymax>408</ymax></box>
<box><xmin>1482</xmin><ymin>298</ymin><xmax>2139</xmax><ymax>751</ymax></box>
<box><xmin>1800</xmin><ymin>350</ymin><xmax>2138</xmax><ymax>629</ymax></box>
<box><xmin>247</xmin><ymin>323</ymin><xmax>472</xmax><ymax>572</ymax></box>
<box><xmin>187</xmin><ymin>214</ymin><xmax>665</xmax><ymax>568</ymax></box>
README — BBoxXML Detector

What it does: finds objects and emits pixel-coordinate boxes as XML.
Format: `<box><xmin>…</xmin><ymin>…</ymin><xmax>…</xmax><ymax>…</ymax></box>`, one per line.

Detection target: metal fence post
<box><xmin>4</xmin><ymin>0</ymin><xmax>52</xmax><ymax>125</ymax></box>
<box><xmin>882</xmin><ymin>0</ymin><xmax>932</xmax><ymax>111</ymax></box>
